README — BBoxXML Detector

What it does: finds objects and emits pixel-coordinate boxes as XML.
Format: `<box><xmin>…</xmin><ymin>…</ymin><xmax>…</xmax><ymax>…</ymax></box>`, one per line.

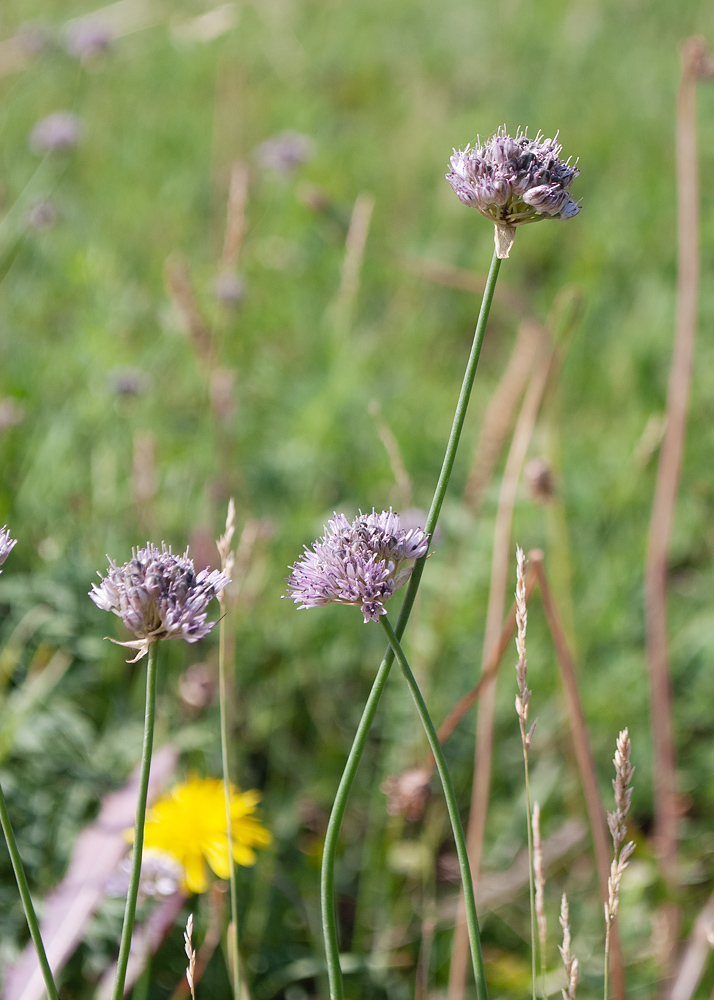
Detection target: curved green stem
<box><xmin>0</xmin><ymin>785</ymin><xmax>60</xmax><ymax>1000</ymax></box>
<box><xmin>112</xmin><ymin>641</ymin><xmax>159</xmax><ymax>1000</ymax></box>
<box><xmin>218</xmin><ymin>603</ymin><xmax>242</xmax><ymax>1000</ymax></box>
<box><xmin>380</xmin><ymin>616</ymin><xmax>488</xmax><ymax>1000</ymax></box>
<box><xmin>319</xmin><ymin>250</ymin><xmax>502</xmax><ymax>1000</ymax></box>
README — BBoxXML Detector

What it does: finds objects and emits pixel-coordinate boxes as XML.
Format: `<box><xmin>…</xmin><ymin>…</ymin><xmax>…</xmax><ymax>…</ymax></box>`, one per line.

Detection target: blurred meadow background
<box><xmin>1</xmin><ymin>0</ymin><xmax>714</xmax><ymax>998</ymax></box>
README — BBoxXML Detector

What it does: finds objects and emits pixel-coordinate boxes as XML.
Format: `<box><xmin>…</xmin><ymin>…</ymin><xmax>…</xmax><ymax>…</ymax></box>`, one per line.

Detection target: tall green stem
<box><xmin>0</xmin><ymin>784</ymin><xmax>60</xmax><ymax>1000</ymax></box>
<box><xmin>320</xmin><ymin>250</ymin><xmax>502</xmax><ymax>1000</ymax></box>
<box><xmin>218</xmin><ymin>602</ymin><xmax>242</xmax><ymax>1000</ymax></box>
<box><xmin>380</xmin><ymin>616</ymin><xmax>488</xmax><ymax>1000</ymax></box>
<box><xmin>112</xmin><ymin>641</ymin><xmax>159</xmax><ymax>1000</ymax></box>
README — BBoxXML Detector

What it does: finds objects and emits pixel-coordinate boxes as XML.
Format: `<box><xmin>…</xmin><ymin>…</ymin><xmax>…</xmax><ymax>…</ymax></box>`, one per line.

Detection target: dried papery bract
<box><xmin>0</xmin><ymin>526</ymin><xmax>17</xmax><ymax>571</ymax></box>
<box><xmin>89</xmin><ymin>543</ymin><xmax>230</xmax><ymax>662</ymax></box>
<box><xmin>604</xmin><ymin>730</ymin><xmax>635</xmax><ymax>1000</ymax></box>
<box><xmin>446</xmin><ymin>126</ymin><xmax>580</xmax><ymax>258</ymax></box>
<box><xmin>559</xmin><ymin>894</ymin><xmax>579</xmax><ymax>1000</ymax></box>
<box><xmin>285</xmin><ymin>510</ymin><xmax>429</xmax><ymax>623</ymax></box>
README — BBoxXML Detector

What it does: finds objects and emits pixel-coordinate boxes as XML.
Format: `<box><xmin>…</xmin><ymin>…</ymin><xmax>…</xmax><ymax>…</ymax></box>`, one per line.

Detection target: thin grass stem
<box><xmin>523</xmin><ymin>752</ymin><xmax>537</xmax><ymax>1000</ymax></box>
<box><xmin>219</xmin><ymin>608</ymin><xmax>241</xmax><ymax>1000</ymax></box>
<box><xmin>380</xmin><ymin>615</ymin><xmax>488</xmax><ymax>1000</ymax></box>
<box><xmin>0</xmin><ymin>783</ymin><xmax>60</xmax><ymax>1000</ymax></box>
<box><xmin>319</xmin><ymin>250</ymin><xmax>502</xmax><ymax>1000</ymax></box>
<box><xmin>111</xmin><ymin>640</ymin><xmax>159</xmax><ymax>1000</ymax></box>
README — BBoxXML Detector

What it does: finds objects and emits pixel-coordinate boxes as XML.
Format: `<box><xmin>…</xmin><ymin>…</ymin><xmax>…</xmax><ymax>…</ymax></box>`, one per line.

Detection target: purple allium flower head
<box><xmin>29</xmin><ymin>112</ymin><xmax>82</xmax><ymax>155</ymax></box>
<box><xmin>446</xmin><ymin>126</ymin><xmax>580</xmax><ymax>258</ymax></box>
<box><xmin>0</xmin><ymin>527</ymin><xmax>17</xmax><ymax>572</ymax></box>
<box><xmin>285</xmin><ymin>510</ymin><xmax>429</xmax><ymax>624</ymax></box>
<box><xmin>254</xmin><ymin>130</ymin><xmax>314</xmax><ymax>174</ymax></box>
<box><xmin>90</xmin><ymin>543</ymin><xmax>230</xmax><ymax>661</ymax></box>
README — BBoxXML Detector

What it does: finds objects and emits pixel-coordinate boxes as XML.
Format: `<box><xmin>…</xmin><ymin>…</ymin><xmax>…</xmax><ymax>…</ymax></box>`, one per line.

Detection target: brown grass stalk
<box><xmin>368</xmin><ymin>399</ymin><xmax>413</xmax><ymax>510</ymax></box>
<box><xmin>333</xmin><ymin>192</ymin><xmax>375</xmax><ymax>336</ymax></box>
<box><xmin>432</xmin><ymin>562</ymin><xmax>538</xmax><ymax>755</ymax></box>
<box><xmin>399</xmin><ymin>255</ymin><xmax>530</xmax><ymax>317</ymax></box>
<box><xmin>464</xmin><ymin>320</ymin><xmax>543</xmax><ymax>511</ymax></box>
<box><xmin>645</xmin><ymin>38</ymin><xmax>713</xmax><ymax>905</ymax></box>
<box><xmin>221</xmin><ymin>161</ymin><xmax>250</xmax><ymax>275</ymax></box>
<box><xmin>532</xmin><ymin>558</ymin><xmax>626</xmax><ymax>1000</ymax></box>
<box><xmin>667</xmin><ymin>891</ymin><xmax>714</xmax><ymax>1000</ymax></box>
<box><xmin>448</xmin><ymin>330</ymin><xmax>554</xmax><ymax>1000</ymax></box>
<box><xmin>165</xmin><ymin>256</ymin><xmax>214</xmax><ymax>368</ymax></box>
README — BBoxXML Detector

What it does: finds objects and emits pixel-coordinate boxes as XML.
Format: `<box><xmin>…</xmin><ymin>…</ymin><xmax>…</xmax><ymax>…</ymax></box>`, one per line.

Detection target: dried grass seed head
<box><xmin>0</xmin><ymin>526</ymin><xmax>17</xmax><ymax>571</ymax></box>
<box><xmin>285</xmin><ymin>509</ymin><xmax>429</xmax><ymax>623</ymax></box>
<box><xmin>90</xmin><ymin>542</ymin><xmax>230</xmax><ymax>661</ymax></box>
<box><xmin>447</xmin><ymin>126</ymin><xmax>580</xmax><ymax>258</ymax></box>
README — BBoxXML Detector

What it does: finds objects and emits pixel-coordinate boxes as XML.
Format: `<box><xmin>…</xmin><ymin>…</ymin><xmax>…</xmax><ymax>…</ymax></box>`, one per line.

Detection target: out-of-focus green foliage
<box><xmin>1</xmin><ymin>0</ymin><xmax>714</xmax><ymax>997</ymax></box>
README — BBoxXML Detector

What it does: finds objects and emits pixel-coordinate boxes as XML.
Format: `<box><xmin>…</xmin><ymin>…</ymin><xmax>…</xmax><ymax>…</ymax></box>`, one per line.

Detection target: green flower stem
<box><xmin>320</xmin><ymin>250</ymin><xmax>502</xmax><ymax>1000</ymax></box>
<box><xmin>0</xmin><ymin>784</ymin><xmax>60</xmax><ymax>1000</ymax></box>
<box><xmin>380</xmin><ymin>616</ymin><xmax>488</xmax><ymax>1000</ymax></box>
<box><xmin>218</xmin><ymin>604</ymin><xmax>242</xmax><ymax>1000</ymax></box>
<box><xmin>112</xmin><ymin>640</ymin><xmax>159</xmax><ymax>1000</ymax></box>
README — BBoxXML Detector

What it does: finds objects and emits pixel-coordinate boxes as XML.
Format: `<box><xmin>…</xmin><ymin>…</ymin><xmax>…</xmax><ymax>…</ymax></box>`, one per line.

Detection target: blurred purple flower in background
<box><xmin>27</xmin><ymin>200</ymin><xmax>57</xmax><ymax>231</ymax></box>
<box><xmin>254</xmin><ymin>130</ymin><xmax>314</xmax><ymax>174</ymax></box>
<box><xmin>29</xmin><ymin>112</ymin><xmax>83</xmax><ymax>154</ymax></box>
<box><xmin>64</xmin><ymin>18</ymin><xmax>114</xmax><ymax>62</ymax></box>
<box><xmin>286</xmin><ymin>510</ymin><xmax>429</xmax><ymax>623</ymax></box>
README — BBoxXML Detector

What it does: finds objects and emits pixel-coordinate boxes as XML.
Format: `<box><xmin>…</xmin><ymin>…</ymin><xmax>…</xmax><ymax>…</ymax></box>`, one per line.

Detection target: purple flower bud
<box><xmin>90</xmin><ymin>543</ymin><xmax>230</xmax><ymax>661</ymax></box>
<box><xmin>29</xmin><ymin>112</ymin><xmax>83</xmax><ymax>155</ymax></box>
<box><xmin>285</xmin><ymin>510</ymin><xmax>429</xmax><ymax>624</ymax></box>
<box><xmin>446</xmin><ymin>126</ymin><xmax>580</xmax><ymax>258</ymax></box>
<box><xmin>0</xmin><ymin>527</ymin><xmax>17</xmax><ymax>572</ymax></box>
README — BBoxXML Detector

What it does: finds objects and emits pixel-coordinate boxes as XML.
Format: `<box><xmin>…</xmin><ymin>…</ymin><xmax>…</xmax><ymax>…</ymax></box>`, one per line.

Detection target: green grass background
<box><xmin>1</xmin><ymin>0</ymin><xmax>714</xmax><ymax>997</ymax></box>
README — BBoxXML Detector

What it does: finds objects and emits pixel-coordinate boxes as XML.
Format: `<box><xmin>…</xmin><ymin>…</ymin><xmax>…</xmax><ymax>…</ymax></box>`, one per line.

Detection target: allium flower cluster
<box><xmin>0</xmin><ymin>527</ymin><xmax>17</xmax><ymax>572</ymax></box>
<box><xmin>286</xmin><ymin>510</ymin><xmax>429</xmax><ymax>624</ymax></box>
<box><xmin>446</xmin><ymin>126</ymin><xmax>580</xmax><ymax>258</ymax></box>
<box><xmin>90</xmin><ymin>543</ymin><xmax>230</xmax><ymax>661</ymax></box>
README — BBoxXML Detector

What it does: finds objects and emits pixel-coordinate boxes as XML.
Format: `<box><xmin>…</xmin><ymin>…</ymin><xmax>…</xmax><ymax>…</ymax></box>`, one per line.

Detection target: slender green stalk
<box><xmin>112</xmin><ymin>641</ymin><xmax>159</xmax><ymax>1000</ymax></box>
<box><xmin>523</xmin><ymin>753</ymin><xmax>537</xmax><ymax>1000</ymax></box>
<box><xmin>320</xmin><ymin>250</ymin><xmax>502</xmax><ymax>1000</ymax></box>
<box><xmin>0</xmin><ymin>784</ymin><xmax>60</xmax><ymax>1000</ymax></box>
<box><xmin>218</xmin><ymin>602</ymin><xmax>242</xmax><ymax>1000</ymax></box>
<box><xmin>380</xmin><ymin>616</ymin><xmax>488</xmax><ymax>1000</ymax></box>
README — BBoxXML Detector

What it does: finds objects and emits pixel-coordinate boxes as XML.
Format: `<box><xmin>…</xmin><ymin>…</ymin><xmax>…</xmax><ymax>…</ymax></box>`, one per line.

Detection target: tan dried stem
<box><xmin>165</xmin><ymin>256</ymin><xmax>213</xmax><ymax>368</ymax></box>
<box><xmin>533</xmin><ymin>801</ymin><xmax>547</xmax><ymax>990</ymax></box>
<box><xmin>399</xmin><ymin>255</ymin><xmax>530</xmax><ymax>317</ymax></box>
<box><xmin>464</xmin><ymin>320</ymin><xmax>542</xmax><ymax>511</ymax></box>
<box><xmin>645</xmin><ymin>34</ymin><xmax>710</xmax><ymax>896</ymax></box>
<box><xmin>432</xmin><ymin>560</ymin><xmax>538</xmax><ymax>756</ymax></box>
<box><xmin>559</xmin><ymin>894</ymin><xmax>579</xmax><ymax>1000</ymax></box>
<box><xmin>532</xmin><ymin>557</ymin><xmax>627</xmax><ymax>1000</ymax></box>
<box><xmin>221</xmin><ymin>161</ymin><xmax>249</xmax><ymax>275</ymax></box>
<box><xmin>333</xmin><ymin>192</ymin><xmax>374</xmax><ymax>335</ymax></box>
<box><xmin>449</xmin><ymin>320</ymin><xmax>554</xmax><ymax>1000</ymax></box>
<box><xmin>369</xmin><ymin>399</ymin><xmax>413</xmax><ymax>510</ymax></box>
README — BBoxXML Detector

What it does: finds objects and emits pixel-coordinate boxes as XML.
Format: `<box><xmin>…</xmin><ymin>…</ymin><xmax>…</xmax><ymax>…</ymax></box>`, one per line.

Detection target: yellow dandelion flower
<box><xmin>138</xmin><ymin>775</ymin><xmax>271</xmax><ymax>894</ymax></box>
